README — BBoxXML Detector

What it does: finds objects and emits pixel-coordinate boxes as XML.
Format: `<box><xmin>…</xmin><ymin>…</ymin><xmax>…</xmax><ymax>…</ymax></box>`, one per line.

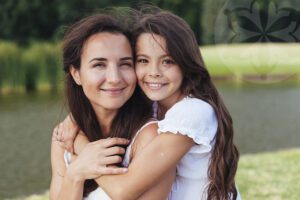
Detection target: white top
<box><xmin>63</xmin><ymin>121</ymin><xmax>157</xmax><ymax>200</ymax></box>
<box><xmin>157</xmin><ymin>96</ymin><xmax>241</xmax><ymax>200</ymax></box>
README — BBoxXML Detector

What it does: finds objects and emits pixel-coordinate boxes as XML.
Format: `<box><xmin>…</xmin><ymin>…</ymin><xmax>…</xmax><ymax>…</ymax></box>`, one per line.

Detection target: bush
<box><xmin>0</xmin><ymin>41</ymin><xmax>22</xmax><ymax>92</ymax></box>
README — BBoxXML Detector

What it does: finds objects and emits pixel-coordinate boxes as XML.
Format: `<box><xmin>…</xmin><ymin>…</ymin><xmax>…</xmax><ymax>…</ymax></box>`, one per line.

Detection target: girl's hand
<box><xmin>66</xmin><ymin>137</ymin><xmax>130</xmax><ymax>181</ymax></box>
<box><xmin>52</xmin><ymin>114</ymin><xmax>79</xmax><ymax>153</ymax></box>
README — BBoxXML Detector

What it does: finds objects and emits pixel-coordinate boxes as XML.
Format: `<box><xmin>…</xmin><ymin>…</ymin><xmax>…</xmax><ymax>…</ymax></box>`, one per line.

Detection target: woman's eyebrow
<box><xmin>120</xmin><ymin>57</ymin><xmax>133</xmax><ymax>61</ymax></box>
<box><xmin>89</xmin><ymin>57</ymin><xmax>107</xmax><ymax>63</ymax></box>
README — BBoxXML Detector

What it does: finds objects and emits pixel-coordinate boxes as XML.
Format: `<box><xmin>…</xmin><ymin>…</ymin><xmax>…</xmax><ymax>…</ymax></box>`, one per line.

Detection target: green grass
<box><xmin>202</xmin><ymin>43</ymin><xmax>300</xmax><ymax>78</ymax></box>
<box><xmin>7</xmin><ymin>149</ymin><xmax>300</xmax><ymax>200</ymax></box>
<box><xmin>236</xmin><ymin>148</ymin><xmax>300</xmax><ymax>200</ymax></box>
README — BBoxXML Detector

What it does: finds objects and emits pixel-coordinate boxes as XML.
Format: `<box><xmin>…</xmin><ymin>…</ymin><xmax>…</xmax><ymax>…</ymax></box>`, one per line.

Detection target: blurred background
<box><xmin>0</xmin><ymin>0</ymin><xmax>299</xmax><ymax>199</ymax></box>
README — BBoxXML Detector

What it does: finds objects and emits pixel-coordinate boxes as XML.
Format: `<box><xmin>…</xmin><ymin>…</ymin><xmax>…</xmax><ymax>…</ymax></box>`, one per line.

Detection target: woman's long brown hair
<box><xmin>63</xmin><ymin>13</ymin><xmax>152</xmax><ymax>196</ymax></box>
<box><xmin>133</xmin><ymin>8</ymin><xmax>239</xmax><ymax>200</ymax></box>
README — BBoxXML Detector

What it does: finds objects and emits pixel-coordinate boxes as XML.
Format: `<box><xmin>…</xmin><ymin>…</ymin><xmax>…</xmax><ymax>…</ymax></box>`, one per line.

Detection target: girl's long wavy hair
<box><xmin>63</xmin><ymin>13</ymin><xmax>152</xmax><ymax>196</ymax></box>
<box><xmin>133</xmin><ymin>8</ymin><xmax>239</xmax><ymax>200</ymax></box>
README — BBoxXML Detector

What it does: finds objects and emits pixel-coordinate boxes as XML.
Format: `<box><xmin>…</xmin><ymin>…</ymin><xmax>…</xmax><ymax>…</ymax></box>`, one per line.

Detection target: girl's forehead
<box><xmin>136</xmin><ymin>33</ymin><xmax>167</xmax><ymax>53</ymax></box>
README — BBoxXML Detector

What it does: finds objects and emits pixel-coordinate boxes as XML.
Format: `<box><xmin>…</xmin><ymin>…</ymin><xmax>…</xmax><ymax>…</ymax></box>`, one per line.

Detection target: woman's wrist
<box><xmin>66</xmin><ymin>163</ymin><xmax>85</xmax><ymax>184</ymax></box>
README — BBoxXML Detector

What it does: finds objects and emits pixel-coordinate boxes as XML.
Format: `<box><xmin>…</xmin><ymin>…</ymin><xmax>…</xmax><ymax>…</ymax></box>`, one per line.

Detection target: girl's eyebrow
<box><xmin>159</xmin><ymin>54</ymin><xmax>171</xmax><ymax>59</ymax></box>
<box><xmin>136</xmin><ymin>54</ymin><xmax>149</xmax><ymax>58</ymax></box>
<box><xmin>89</xmin><ymin>57</ymin><xmax>106</xmax><ymax>63</ymax></box>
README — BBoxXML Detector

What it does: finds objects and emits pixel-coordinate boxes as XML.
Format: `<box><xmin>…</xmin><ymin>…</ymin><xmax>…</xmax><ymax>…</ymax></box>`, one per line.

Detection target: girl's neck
<box><xmin>157</xmin><ymin>92</ymin><xmax>186</xmax><ymax>119</ymax></box>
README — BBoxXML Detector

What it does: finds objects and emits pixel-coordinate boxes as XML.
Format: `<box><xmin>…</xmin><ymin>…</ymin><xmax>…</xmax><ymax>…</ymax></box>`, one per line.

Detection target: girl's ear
<box><xmin>70</xmin><ymin>65</ymin><xmax>82</xmax><ymax>85</ymax></box>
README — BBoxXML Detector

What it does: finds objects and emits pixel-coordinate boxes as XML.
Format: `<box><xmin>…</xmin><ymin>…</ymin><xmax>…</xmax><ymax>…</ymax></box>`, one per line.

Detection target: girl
<box><xmin>50</xmin><ymin>13</ymin><xmax>175</xmax><ymax>200</ymax></box>
<box><xmin>56</xmin><ymin>8</ymin><xmax>241</xmax><ymax>200</ymax></box>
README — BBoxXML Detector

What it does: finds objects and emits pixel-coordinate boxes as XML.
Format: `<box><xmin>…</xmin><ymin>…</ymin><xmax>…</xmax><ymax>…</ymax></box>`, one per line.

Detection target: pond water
<box><xmin>0</xmin><ymin>83</ymin><xmax>299</xmax><ymax>199</ymax></box>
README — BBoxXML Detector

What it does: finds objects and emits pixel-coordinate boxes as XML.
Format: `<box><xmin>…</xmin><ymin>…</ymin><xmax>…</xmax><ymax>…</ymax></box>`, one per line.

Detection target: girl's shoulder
<box><xmin>158</xmin><ymin>96</ymin><xmax>218</xmax><ymax>149</ymax></box>
<box><xmin>165</xmin><ymin>96</ymin><xmax>215</xmax><ymax>119</ymax></box>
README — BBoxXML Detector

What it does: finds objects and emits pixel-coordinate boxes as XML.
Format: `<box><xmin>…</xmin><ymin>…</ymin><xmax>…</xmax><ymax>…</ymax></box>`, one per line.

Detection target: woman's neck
<box><xmin>94</xmin><ymin>107</ymin><xmax>118</xmax><ymax>138</ymax></box>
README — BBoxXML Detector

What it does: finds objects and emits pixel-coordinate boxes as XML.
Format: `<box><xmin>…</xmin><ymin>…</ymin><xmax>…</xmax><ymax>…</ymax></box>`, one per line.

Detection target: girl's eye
<box><xmin>162</xmin><ymin>58</ymin><xmax>175</xmax><ymax>65</ymax></box>
<box><xmin>137</xmin><ymin>58</ymin><xmax>148</xmax><ymax>64</ymax></box>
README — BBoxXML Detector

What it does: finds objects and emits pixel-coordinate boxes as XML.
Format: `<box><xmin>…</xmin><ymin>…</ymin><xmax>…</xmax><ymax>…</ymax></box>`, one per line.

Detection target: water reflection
<box><xmin>217</xmin><ymin>82</ymin><xmax>300</xmax><ymax>154</ymax></box>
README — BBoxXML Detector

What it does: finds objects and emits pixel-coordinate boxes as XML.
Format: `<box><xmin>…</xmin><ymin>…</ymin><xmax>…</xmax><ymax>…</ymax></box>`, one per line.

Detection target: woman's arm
<box><xmin>50</xmin><ymin>126</ymin><xmax>130</xmax><ymax>200</ymax></box>
<box><xmin>50</xmin><ymin>127</ymin><xmax>84</xmax><ymax>200</ymax></box>
<box><xmin>95</xmin><ymin>127</ymin><xmax>194</xmax><ymax>200</ymax></box>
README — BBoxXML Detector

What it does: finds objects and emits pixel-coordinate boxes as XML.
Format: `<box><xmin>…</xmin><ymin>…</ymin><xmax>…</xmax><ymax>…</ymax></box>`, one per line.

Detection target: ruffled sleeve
<box><xmin>157</xmin><ymin>97</ymin><xmax>218</xmax><ymax>154</ymax></box>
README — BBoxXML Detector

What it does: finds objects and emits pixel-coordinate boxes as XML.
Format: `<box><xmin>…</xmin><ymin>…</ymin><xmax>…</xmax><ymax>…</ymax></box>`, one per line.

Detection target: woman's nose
<box><xmin>106</xmin><ymin>64</ymin><xmax>121</xmax><ymax>84</ymax></box>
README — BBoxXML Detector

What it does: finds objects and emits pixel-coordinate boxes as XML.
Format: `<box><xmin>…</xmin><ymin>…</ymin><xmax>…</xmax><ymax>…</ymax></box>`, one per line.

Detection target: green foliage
<box><xmin>0</xmin><ymin>41</ymin><xmax>62</xmax><ymax>93</ymax></box>
<box><xmin>22</xmin><ymin>44</ymin><xmax>42</xmax><ymax>92</ymax></box>
<box><xmin>0</xmin><ymin>41</ymin><xmax>22</xmax><ymax>92</ymax></box>
<box><xmin>0</xmin><ymin>0</ymin><xmax>205</xmax><ymax>44</ymax></box>
<box><xmin>22</xmin><ymin>42</ymin><xmax>63</xmax><ymax>92</ymax></box>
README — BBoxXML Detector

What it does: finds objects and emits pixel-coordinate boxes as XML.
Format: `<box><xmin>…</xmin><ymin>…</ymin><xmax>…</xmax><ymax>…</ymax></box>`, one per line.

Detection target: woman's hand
<box><xmin>66</xmin><ymin>137</ymin><xmax>130</xmax><ymax>182</ymax></box>
<box><xmin>52</xmin><ymin>114</ymin><xmax>79</xmax><ymax>153</ymax></box>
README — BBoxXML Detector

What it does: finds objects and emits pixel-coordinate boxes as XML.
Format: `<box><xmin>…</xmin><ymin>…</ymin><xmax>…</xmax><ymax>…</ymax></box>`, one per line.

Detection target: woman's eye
<box><xmin>162</xmin><ymin>59</ymin><xmax>175</xmax><ymax>65</ymax></box>
<box><xmin>93</xmin><ymin>63</ymin><xmax>105</xmax><ymax>68</ymax></box>
<box><xmin>137</xmin><ymin>58</ymin><xmax>148</xmax><ymax>64</ymax></box>
<box><xmin>120</xmin><ymin>62</ymin><xmax>133</xmax><ymax>67</ymax></box>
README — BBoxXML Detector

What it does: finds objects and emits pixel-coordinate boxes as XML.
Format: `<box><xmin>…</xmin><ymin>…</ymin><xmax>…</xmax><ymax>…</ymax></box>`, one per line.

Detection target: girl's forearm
<box><xmin>94</xmin><ymin>133</ymin><xmax>194</xmax><ymax>200</ymax></box>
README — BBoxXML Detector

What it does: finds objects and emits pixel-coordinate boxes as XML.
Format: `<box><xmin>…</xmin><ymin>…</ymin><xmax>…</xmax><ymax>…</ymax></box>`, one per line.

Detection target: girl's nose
<box><xmin>149</xmin><ymin>63</ymin><xmax>162</xmax><ymax>78</ymax></box>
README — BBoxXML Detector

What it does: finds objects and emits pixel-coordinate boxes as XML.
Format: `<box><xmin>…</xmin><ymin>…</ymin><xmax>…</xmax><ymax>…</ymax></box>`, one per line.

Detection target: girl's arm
<box><xmin>56</xmin><ymin>118</ymin><xmax>193</xmax><ymax>199</ymax></box>
<box><xmin>95</xmin><ymin>127</ymin><xmax>194</xmax><ymax>200</ymax></box>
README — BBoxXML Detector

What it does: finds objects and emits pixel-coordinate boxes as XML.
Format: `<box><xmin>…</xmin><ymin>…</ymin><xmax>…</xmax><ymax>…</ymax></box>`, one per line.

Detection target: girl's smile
<box><xmin>135</xmin><ymin>33</ymin><xmax>184</xmax><ymax>109</ymax></box>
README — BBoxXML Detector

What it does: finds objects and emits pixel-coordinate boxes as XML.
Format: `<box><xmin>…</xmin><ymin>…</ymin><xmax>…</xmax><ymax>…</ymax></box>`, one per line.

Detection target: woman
<box><xmin>56</xmin><ymin>7</ymin><xmax>241</xmax><ymax>200</ymax></box>
<box><xmin>50</xmin><ymin>13</ymin><xmax>175</xmax><ymax>200</ymax></box>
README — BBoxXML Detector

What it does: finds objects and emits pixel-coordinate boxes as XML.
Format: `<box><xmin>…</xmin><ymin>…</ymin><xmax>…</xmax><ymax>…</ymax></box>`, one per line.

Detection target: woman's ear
<box><xmin>70</xmin><ymin>65</ymin><xmax>82</xmax><ymax>85</ymax></box>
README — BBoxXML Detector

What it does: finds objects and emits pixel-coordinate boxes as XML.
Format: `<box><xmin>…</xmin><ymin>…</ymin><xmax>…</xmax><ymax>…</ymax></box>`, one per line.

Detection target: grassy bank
<box><xmin>237</xmin><ymin>148</ymin><xmax>300</xmax><ymax>199</ymax></box>
<box><xmin>202</xmin><ymin>43</ymin><xmax>300</xmax><ymax>82</ymax></box>
<box><xmin>6</xmin><ymin>148</ymin><xmax>300</xmax><ymax>200</ymax></box>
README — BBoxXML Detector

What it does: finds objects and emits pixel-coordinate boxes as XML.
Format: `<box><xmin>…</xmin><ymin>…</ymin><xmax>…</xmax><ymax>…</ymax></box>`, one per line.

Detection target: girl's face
<box><xmin>135</xmin><ymin>33</ymin><xmax>183</xmax><ymax>109</ymax></box>
<box><xmin>71</xmin><ymin>32</ymin><xmax>136</xmax><ymax>112</ymax></box>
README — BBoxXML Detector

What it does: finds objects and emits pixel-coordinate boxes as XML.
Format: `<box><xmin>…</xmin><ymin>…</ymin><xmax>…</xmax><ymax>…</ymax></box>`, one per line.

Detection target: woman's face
<box><xmin>135</xmin><ymin>33</ymin><xmax>183</xmax><ymax>109</ymax></box>
<box><xmin>71</xmin><ymin>32</ymin><xmax>136</xmax><ymax>112</ymax></box>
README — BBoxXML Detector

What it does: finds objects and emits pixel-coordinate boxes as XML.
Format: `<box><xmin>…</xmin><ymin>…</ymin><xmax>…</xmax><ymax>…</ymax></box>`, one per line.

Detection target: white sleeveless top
<box><xmin>157</xmin><ymin>96</ymin><xmax>241</xmax><ymax>200</ymax></box>
<box><xmin>63</xmin><ymin>121</ymin><xmax>157</xmax><ymax>200</ymax></box>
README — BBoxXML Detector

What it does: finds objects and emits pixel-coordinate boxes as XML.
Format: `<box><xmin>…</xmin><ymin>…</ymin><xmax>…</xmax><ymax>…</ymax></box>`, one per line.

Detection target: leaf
<box><xmin>267</xmin><ymin>16</ymin><xmax>293</xmax><ymax>33</ymax></box>
<box><xmin>238</xmin><ymin>16</ymin><xmax>262</xmax><ymax>33</ymax></box>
